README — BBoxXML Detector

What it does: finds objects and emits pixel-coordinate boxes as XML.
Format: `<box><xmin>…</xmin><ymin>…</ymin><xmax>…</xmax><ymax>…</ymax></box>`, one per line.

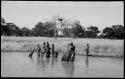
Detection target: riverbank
<box><xmin>1</xmin><ymin>36</ymin><xmax>124</xmax><ymax>57</ymax></box>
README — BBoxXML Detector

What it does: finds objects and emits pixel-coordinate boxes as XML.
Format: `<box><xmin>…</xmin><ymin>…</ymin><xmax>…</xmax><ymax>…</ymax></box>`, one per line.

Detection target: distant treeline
<box><xmin>1</xmin><ymin>17</ymin><xmax>124</xmax><ymax>39</ymax></box>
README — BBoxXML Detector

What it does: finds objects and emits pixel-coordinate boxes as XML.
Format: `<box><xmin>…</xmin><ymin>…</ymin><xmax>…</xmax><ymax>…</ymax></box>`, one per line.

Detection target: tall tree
<box><xmin>102</xmin><ymin>25</ymin><xmax>124</xmax><ymax>39</ymax></box>
<box><xmin>6</xmin><ymin>23</ymin><xmax>20</xmax><ymax>36</ymax></box>
<box><xmin>32</xmin><ymin>21</ymin><xmax>56</xmax><ymax>37</ymax></box>
<box><xmin>44</xmin><ymin>21</ymin><xmax>56</xmax><ymax>37</ymax></box>
<box><xmin>86</xmin><ymin>26</ymin><xmax>100</xmax><ymax>38</ymax></box>
<box><xmin>32</xmin><ymin>22</ymin><xmax>45</xmax><ymax>36</ymax></box>
<box><xmin>72</xmin><ymin>20</ymin><xmax>86</xmax><ymax>38</ymax></box>
<box><xmin>20</xmin><ymin>27</ymin><xmax>31</xmax><ymax>36</ymax></box>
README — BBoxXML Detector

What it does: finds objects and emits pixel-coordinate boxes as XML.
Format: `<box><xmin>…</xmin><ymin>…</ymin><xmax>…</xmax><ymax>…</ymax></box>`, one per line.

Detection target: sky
<box><xmin>1</xmin><ymin>1</ymin><xmax>124</xmax><ymax>31</ymax></box>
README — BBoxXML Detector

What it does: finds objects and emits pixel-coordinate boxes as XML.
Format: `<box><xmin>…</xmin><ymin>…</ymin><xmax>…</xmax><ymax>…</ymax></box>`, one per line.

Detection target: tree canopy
<box><xmin>1</xmin><ymin>16</ymin><xmax>124</xmax><ymax>39</ymax></box>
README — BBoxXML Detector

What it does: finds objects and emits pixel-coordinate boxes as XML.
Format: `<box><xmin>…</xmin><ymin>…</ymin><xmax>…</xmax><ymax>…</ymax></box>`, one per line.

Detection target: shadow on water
<box><xmin>61</xmin><ymin>61</ymin><xmax>75</xmax><ymax>77</ymax></box>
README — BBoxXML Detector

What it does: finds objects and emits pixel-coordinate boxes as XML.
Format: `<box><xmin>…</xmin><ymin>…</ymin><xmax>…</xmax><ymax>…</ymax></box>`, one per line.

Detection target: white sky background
<box><xmin>1</xmin><ymin>1</ymin><xmax>124</xmax><ymax>31</ymax></box>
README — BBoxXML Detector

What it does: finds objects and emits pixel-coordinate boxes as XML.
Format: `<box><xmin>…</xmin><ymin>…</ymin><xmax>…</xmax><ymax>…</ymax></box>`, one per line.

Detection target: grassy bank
<box><xmin>1</xmin><ymin>36</ymin><xmax>124</xmax><ymax>57</ymax></box>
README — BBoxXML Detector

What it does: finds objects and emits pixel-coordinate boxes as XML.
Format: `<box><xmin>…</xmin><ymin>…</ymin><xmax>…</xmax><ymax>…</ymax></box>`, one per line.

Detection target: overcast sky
<box><xmin>1</xmin><ymin>1</ymin><xmax>124</xmax><ymax>31</ymax></box>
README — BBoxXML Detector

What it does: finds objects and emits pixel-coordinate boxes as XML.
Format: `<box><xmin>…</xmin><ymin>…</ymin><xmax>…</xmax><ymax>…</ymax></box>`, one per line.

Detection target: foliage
<box><xmin>86</xmin><ymin>26</ymin><xmax>100</xmax><ymax>38</ymax></box>
<box><xmin>1</xmin><ymin>17</ymin><xmax>124</xmax><ymax>39</ymax></box>
<box><xmin>72</xmin><ymin>20</ymin><xmax>86</xmax><ymax>38</ymax></box>
<box><xmin>101</xmin><ymin>25</ymin><xmax>124</xmax><ymax>39</ymax></box>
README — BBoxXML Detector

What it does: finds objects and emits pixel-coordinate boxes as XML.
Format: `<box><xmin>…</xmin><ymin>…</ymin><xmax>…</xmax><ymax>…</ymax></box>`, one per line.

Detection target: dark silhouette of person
<box><xmin>68</xmin><ymin>42</ymin><xmax>75</xmax><ymax>61</ymax></box>
<box><xmin>37</xmin><ymin>44</ymin><xmax>41</xmax><ymax>57</ymax></box>
<box><xmin>86</xmin><ymin>43</ymin><xmax>89</xmax><ymax>56</ymax></box>
<box><xmin>46</xmin><ymin>42</ymin><xmax>50</xmax><ymax>58</ymax></box>
<box><xmin>51</xmin><ymin>44</ymin><xmax>58</xmax><ymax>58</ymax></box>
<box><xmin>51</xmin><ymin>44</ymin><xmax>55</xmax><ymax>56</ymax></box>
<box><xmin>43</xmin><ymin>42</ymin><xmax>47</xmax><ymax>56</ymax></box>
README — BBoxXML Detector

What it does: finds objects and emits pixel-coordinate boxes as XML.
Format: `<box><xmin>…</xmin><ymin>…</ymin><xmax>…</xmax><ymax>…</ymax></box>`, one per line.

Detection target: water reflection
<box><xmin>85</xmin><ymin>56</ymin><xmax>89</xmax><ymax>68</ymax></box>
<box><xmin>51</xmin><ymin>57</ymin><xmax>58</xmax><ymax>69</ymax></box>
<box><xmin>36</xmin><ymin>55</ymin><xmax>58</xmax><ymax>70</ymax></box>
<box><xmin>36</xmin><ymin>55</ymin><xmax>47</xmax><ymax>71</ymax></box>
<box><xmin>1</xmin><ymin>52</ymin><xmax>124</xmax><ymax>77</ymax></box>
<box><xmin>61</xmin><ymin>61</ymin><xmax>75</xmax><ymax>77</ymax></box>
<box><xmin>85</xmin><ymin>56</ymin><xmax>89</xmax><ymax>74</ymax></box>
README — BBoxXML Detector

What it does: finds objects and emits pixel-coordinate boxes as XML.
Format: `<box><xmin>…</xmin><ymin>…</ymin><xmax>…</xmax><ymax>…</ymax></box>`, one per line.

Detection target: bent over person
<box><xmin>61</xmin><ymin>42</ymin><xmax>75</xmax><ymax>61</ymax></box>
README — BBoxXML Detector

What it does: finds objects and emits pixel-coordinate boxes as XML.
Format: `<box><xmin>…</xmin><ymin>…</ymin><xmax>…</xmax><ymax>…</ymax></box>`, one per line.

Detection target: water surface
<box><xmin>1</xmin><ymin>52</ymin><xmax>124</xmax><ymax>77</ymax></box>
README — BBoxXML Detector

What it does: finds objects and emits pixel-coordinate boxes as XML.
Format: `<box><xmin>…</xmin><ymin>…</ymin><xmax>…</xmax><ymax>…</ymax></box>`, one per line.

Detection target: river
<box><xmin>1</xmin><ymin>52</ymin><xmax>124</xmax><ymax>77</ymax></box>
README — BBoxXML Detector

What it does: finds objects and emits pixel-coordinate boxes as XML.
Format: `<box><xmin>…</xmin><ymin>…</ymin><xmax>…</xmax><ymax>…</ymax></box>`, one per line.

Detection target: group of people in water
<box><xmin>29</xmin><ymin>41</ymin><xmax>89</xmax><ymax>62</ymax></box>
<box><xmin>29</xmin><ymin>42</ymin><xmax>58</xmax><ymax>58</ymax></box>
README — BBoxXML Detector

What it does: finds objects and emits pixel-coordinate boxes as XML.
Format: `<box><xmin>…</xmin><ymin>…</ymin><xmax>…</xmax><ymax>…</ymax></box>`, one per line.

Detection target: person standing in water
<box><xmin>43</xmin><ymin>42</ymin><xmax>47</xmax><ymax>56</ymax></box>
<box><xmin>51</xmin><ymin>44</ymin><xmax>55</xmax><ymax>56</ymax></box>
<box><xmin>86</xmin><ymin>43</ymin><xmax>89</xmax><ymax>56</ymax></box>
<box><xmin>37</xmin><ymin>44</ymin><xmax>41</xmax><ymax>57</ymax></box>
<box><xmin>68</xmin><ymin>42</ymin><xmax>75</xmax><ymax>61</ymax></box>
<box><xmin>46</xmin><ymin>42</ymin><xmax>50</xmax><ymax>58</ymax></box>
<box><xmin>51</xmin><ymin>44</ymin><xmax>58</xmax><ymax>58</ymax></box>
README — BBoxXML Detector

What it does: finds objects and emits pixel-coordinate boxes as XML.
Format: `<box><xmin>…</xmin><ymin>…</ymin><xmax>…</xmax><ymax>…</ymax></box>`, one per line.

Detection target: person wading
<box><xmin>37</xmin><ymin>44</ymin><xmax>41</xmax><ymax>57</ymax></box>
<box><xmin>51</xmin><ymin>44</ymin><xmax>55</xmax><ymax>56</ymax></box>
<box><xmin>42</xmin><ymin>42</ymin><xmax>47</xmax><ymax>56</ymax></box>
<box><xmin>51</xmin><ymin>44</ymin><xmax>58</xmax><ymax>58</ymax></box>
<box><xmin>68</xmin><ymin>42</ymin><xmax>75</xmax><ymax>61</ymax></box>
<box><xmin>86</xmin><ymin>43</ymin><xmax>89</xmax><ymax>56</ymax></box>
<box><xmin>46</xmin><ymin>42</ymin><xmax>50</xmax><ymax>58</ymax></box>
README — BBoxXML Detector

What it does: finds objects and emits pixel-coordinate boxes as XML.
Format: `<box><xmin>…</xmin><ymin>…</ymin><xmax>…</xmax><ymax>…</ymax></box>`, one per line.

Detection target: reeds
<box><xmin>1</xmin><ymin>36</ymin><xmax>124</xmax><ymax>57</ymax></box>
